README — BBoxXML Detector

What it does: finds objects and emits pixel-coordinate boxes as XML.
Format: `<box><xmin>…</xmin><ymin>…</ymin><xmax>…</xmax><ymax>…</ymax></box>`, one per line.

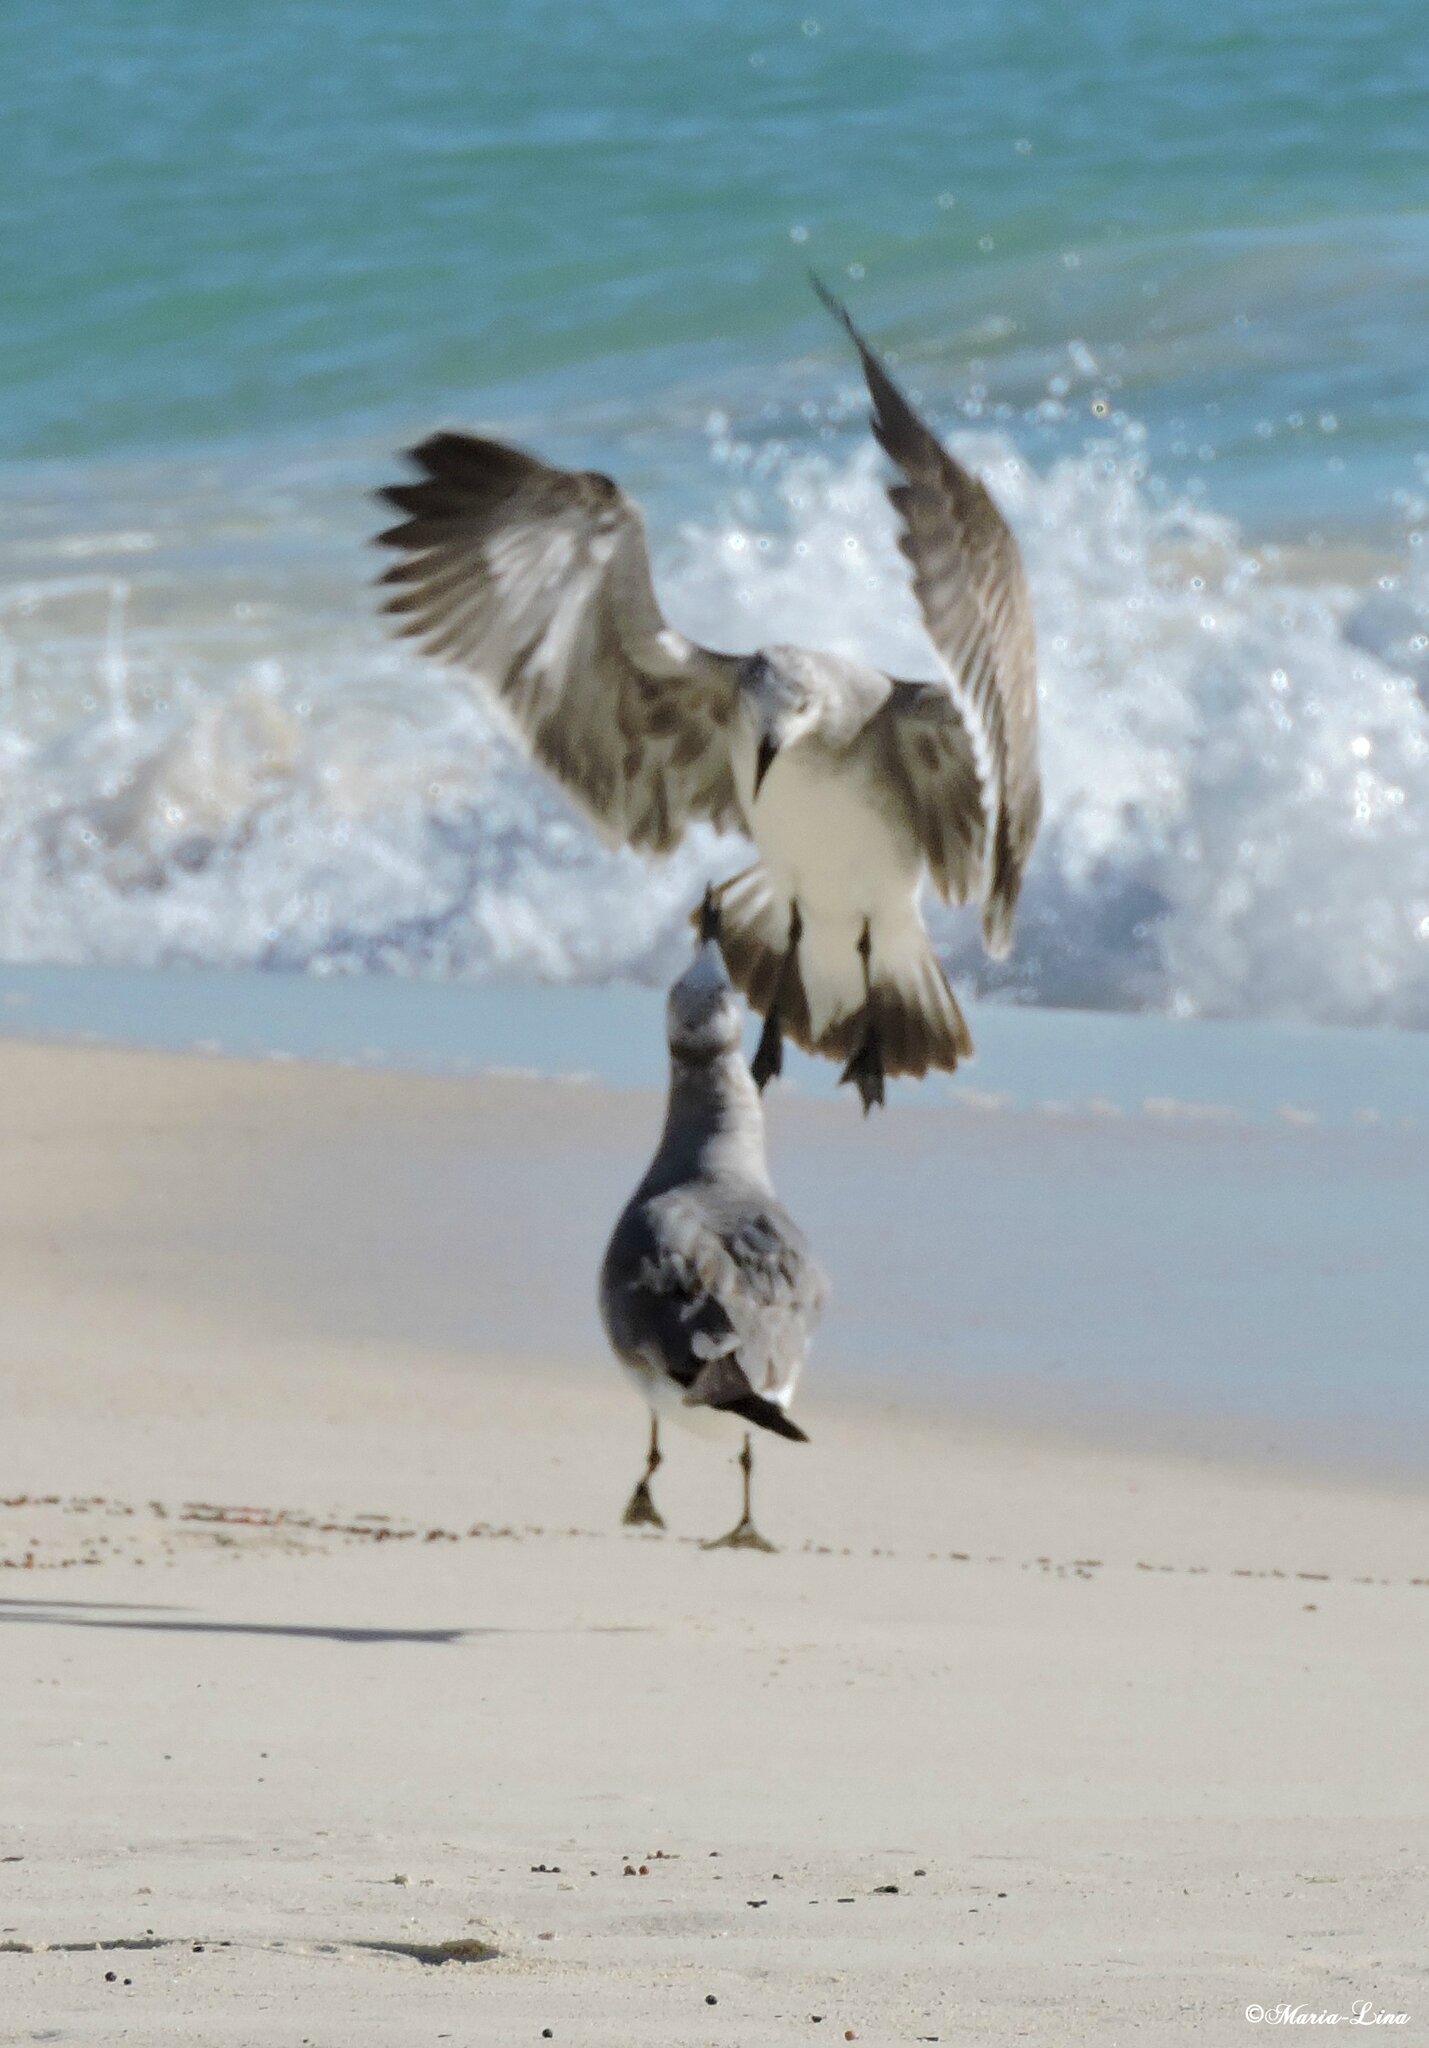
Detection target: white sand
<box><xmin>1</xmin><ymin>1043</ymin><xmax>1425</xmax><ymax>2043</ymax></box>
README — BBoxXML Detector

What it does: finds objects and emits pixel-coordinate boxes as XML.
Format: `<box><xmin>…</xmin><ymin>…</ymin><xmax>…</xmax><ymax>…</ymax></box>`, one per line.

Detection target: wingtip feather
<box><xmin>373</xmin><ymin>517</ymin><xmax>417</xmax><ymax>549</ymax></box>
<box><xmin>808</xmin><ymin>268</ymin><xmax>853</xmax><ymax>332</ymax></box>
<box><xmin>981</xmin><ymin>867</ymin><xmax>1021</xmax><ymax>958</ymax></box>
<box><xmin>982</xmin><ymin>907</ymin><xmax>1014</xmax><ymax>960</ymax></box>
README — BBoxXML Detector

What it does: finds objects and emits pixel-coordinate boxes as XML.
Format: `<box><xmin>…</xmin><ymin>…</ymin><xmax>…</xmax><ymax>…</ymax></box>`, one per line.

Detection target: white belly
<box><xmin>735</xmin><ymin>737</ymin><xmax>926</xmax><ymax>1039</ymax></box>
<box><xmin>741</xmin><ymin>741</ymin><xmax>918</xmax><ymax>916</ymax></box>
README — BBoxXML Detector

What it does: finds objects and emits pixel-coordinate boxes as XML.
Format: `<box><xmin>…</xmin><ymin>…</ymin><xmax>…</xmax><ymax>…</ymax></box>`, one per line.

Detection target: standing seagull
<box><xmin>599</xmin><ymin>922</ymin><xmax>825</xmax><ymax>1549</ymax></box>
<box><xmin>376</xmin><ymin>280</ymin><xmax>1041</xmax><ymax>1110</ymax></box>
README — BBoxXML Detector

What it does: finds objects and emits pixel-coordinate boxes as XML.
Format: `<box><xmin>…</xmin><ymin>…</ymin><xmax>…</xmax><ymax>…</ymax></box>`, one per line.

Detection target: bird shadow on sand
<box><xmin>0</xmin><ymin>1599</ymin><xmax>653</xmax><ymax>1647</ymax></box>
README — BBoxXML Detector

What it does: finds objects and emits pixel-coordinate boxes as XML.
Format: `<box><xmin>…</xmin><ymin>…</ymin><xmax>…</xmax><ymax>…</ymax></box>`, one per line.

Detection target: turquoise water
<box><xmin>8</xmin><ymin>0</ymin><xmax>1429</xmax><ymax>522</ymax></box>
<box><xmin>4</xmin><ymin>3</ymin><xmax>1429</xmax><ymax>1026</ymax></box>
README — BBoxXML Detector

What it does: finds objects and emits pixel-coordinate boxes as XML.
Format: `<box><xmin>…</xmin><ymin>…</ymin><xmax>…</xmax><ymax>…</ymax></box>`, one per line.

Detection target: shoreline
<box><xmin>4</xmin><ymin>959</ymin><xmax>1429</xmax><ymax>1128</ymax></box>
<box><xmin>0</xmin><ymin>1031</ymin><xmax>1425</xmax><ymax>1484</ymax></box>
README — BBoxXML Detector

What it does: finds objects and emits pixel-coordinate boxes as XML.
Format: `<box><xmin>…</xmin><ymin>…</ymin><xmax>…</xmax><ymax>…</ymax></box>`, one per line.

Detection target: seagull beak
<box><xmin>754</xmin><ymin>736</ymin><xmax>778</xmax><ymax>798</ymax></box>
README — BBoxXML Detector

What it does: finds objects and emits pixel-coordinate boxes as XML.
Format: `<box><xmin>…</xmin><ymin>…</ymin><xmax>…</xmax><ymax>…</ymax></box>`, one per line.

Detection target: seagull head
<box><xmin>667</xmin><ymin>934</ymin><xmax>743</xmax><ymax>1064</ymax></box>
<box><xmin>742</xmin><ymin>648</ymin><xmax>821</xmax><ymax>797</ymax></box>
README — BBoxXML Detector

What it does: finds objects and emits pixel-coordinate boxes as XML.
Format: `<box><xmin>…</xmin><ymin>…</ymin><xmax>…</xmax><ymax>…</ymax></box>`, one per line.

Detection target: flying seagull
<box><xmin>599</xmin><ymin>919</ymin><xmax>825</xmax><ymax>1549</ymax></box>
<box><xmin>376</xmin><ymin>279</ymin><xmax>1041</xmax><ymax>1110</ymax></box>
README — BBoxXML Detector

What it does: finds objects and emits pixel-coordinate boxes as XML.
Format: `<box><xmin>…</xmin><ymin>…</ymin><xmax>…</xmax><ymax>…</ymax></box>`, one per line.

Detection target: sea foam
<box><xmin>1</xmin><ymin>419</ymin><xmax>1426</xmax><ymax>1026</ymax></box>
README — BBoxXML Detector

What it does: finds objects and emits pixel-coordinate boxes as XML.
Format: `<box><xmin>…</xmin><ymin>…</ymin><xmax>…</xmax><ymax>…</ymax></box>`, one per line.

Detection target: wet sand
<box><xmin>1</xmin><ymin>1043</ymin><xmax>1425</xmax><ymax>2043</ymax></box>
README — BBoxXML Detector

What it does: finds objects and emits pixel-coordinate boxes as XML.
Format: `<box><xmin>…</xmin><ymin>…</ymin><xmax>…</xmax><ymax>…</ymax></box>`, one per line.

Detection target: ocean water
<box><xmin>7</xmin><ymin>958</ymin><xmax>1429</xmax><ymax>1134</ymax></box>
<box><xmin>4</xmin><ymin>1</ymin><xmax>1429</xmax><ymax>1029</ymax></box>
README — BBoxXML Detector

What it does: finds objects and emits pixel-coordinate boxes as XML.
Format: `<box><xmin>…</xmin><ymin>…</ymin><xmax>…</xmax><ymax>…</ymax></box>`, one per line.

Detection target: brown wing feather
<box><xmin>813</xmin><ymin>279</ymin><xmax>1042</xmax><ymax>954</ymax></box>
<box><xmin>871</xmin><ymin>681</ymin><xmax>986</xmax><ymax>906</ymax></box>
<box><xmin>375</xmin><ymin>432</ymin><xmax>743</xmax><ymax>854</ymax></box>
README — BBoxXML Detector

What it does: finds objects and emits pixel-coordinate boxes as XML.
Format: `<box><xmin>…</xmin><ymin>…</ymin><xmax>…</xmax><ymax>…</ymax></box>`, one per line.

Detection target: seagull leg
<box><xmin>703</xmin><ymin>1434</ymin><xmax>777</xmax><ymax>1552</ymax></box>
<box><xmin>750</xmin><ymin>902</ymin><xmax>802</xmax><ymax>1092</ymax></box>
<box><xmin>840</xmin><ymin>1032</ymin><xmax>884</xmax><ymax>1114</ymax></box>
<box><xmin>621</xmin><ymin>1415</ymin><xmax>666</xmax><ymax>1529</ymax></box>
<box><xmin>697</xmin><ymin>885</ymin><xmax>721</xmax><ymax>943</ymax></box>
<box><xmin>838</xmin><ymin>920</ymin><xmax>885</xmax><ymax>1114</ymax></box>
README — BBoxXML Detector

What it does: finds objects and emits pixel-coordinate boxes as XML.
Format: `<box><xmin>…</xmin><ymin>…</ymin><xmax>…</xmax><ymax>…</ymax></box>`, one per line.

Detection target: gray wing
<box><xmin>815</xmin><ymin>281</ymin><xmax>1042</xmax><ymax>955</ymax></box>
<box><xmin>602</xmin><ymin>1188</ymin><xmax>826</xmax><ymax>1432</ymax></box>
<box><xmin>376</xmin><ymin>433</ymin><xmax>744</xmax><ymax>855</ymax></box>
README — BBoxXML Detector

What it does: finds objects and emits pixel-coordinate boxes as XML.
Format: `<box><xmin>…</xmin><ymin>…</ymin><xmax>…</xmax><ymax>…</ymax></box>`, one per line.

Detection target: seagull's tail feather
<box><xmin>697</xmin><ymin>864</ymin><xmax>814</xmax><ymax>1048</ymax></box>
<box><xmin>796</xmin><ymin>915</ymin><xmax>973</xmax><ymax>1080</ymax></box>
<box><xmin>683</xmin><ymin>1355</ymin><xmax>809</xmax><ymax>1443</ymax></box>
<box><xmin>860</xmin><ymin>920</ymin><xmax>975</xmax><ymax>1079</ymax></box>
<box><xmin>700</xmin><ymin>866</ymin><xmax>972</xmax><ymax>1080</ymax></box>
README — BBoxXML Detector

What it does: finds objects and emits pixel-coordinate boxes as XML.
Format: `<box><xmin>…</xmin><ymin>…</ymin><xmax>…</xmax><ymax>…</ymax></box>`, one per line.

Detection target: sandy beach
<box><xmin>2</xmin><ymin>1041</ymin><xmax>1426</xmax><ymax>2044</ymax></box>
<box><xmin>10</xmin><ymin>2</ymin><xmax>1429</xmax><ymax>2040</ymax></box>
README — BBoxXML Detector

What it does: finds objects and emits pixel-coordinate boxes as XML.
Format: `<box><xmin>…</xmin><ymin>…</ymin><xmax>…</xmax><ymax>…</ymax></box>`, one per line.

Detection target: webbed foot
<box><xmin>750</xmin><ymin>1008</ymin><xmax>784</xmax><ymax>1090</ymax></box>
<box><xmin>702</xmin><ymin>1517</ymin><xmax>777</xmax><ymax>1554</ymax></box>
<box><xmin>622</xmin><ymin>1478</ymin><xmax>665</xmax><ymax>1530</ymax></box>
<box><xmin>839</xmin><ymin>1026</ymin><xmax>885</xmax><ymax>1114</ymax></box>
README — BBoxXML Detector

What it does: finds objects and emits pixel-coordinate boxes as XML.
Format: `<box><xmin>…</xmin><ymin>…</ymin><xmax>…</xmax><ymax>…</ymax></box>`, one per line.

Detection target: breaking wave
<box><xmin>2</xmin><ymin>417</ymin><xmax>1428</xmax><ymax>1027</ymax></box>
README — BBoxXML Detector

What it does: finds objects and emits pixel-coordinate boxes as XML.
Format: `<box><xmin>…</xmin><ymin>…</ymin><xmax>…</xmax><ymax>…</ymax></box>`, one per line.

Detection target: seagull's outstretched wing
<box><xmin>814</xmin><ymin>280</ymin><xmax>1041</xmax><ymax>955</ymax></box>
<box><xmin>376</xmin><ymin>433</ymin><xmax>744</xmax><ymax>854</ymax></box>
